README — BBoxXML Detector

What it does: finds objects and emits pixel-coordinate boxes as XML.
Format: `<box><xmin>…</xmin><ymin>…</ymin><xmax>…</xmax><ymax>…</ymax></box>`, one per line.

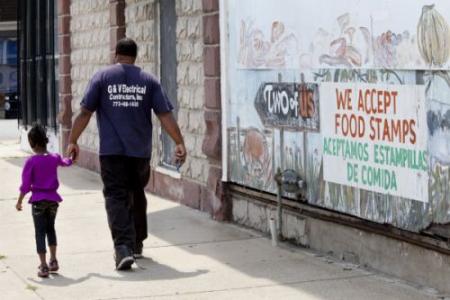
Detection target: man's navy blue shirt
<box><xmin>81</xmin><ymin>63</ymin><xmax>173</xmax><ymax>158</ymax></box>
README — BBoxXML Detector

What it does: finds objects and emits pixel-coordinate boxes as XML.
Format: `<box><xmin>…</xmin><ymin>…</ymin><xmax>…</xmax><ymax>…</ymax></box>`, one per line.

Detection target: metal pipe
<box><xmin>269</xmin><ymin>218</ymin><xmax>278</xmax><ymax>246</ymax></box>
<box><xmin>219</xmin><ymin>0</ymin><xmax>229</xmax><ymax>182</ymax></box>
<box><xmin>275</xmin><ymin>168</ymin><xmax>283</xmax><ymax>239</ymax></box>
<box><xmin>277</xmin><ymin>183</ymin><xmax>282</xmax><ymax>238</ymax></box>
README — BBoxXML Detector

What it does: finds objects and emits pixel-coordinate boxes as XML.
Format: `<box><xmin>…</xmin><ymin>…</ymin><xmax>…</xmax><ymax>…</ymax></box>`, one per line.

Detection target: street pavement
<box><xmin>0</xmin><ymin>119</ymin><xmax>20</xmax><ymax>141</ymax></box>
<box><xmin>0</xmin><ymin>120</ymin><xmax>442</xmax><ymax>300</ymax></box>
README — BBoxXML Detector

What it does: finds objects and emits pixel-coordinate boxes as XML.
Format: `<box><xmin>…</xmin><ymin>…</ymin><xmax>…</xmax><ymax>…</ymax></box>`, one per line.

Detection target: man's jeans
<box><xmin>32</xmin><ymin>201</ymin><xmax>58</xmax><ymax>253</ymax></box>
<box><xmin>100</xmin><ymin>155</ymin><xmax>150</xmax><ymax>252</ymax></box>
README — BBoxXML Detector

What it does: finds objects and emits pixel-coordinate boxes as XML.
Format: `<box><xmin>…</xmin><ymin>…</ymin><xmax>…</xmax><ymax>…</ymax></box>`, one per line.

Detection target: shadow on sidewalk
<box><xmin>27</xmin><ymin>258</ymin><xmax>208</xmax><ymax>287</ymax></box>
<box><xmin>145</xmin><ymin>205</ymin><xmax>313</xmax><ymax>286</ymax></box>
<box><xmin>28</xmin><ymin>273</ymin><xmax>95</xmax><ymax>287</ymax></box>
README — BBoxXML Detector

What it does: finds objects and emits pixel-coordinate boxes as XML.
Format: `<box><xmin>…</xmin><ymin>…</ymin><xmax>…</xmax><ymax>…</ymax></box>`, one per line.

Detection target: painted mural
<box><xmin>235</xmin><ymin>0</ymin><xmax>450</xmax><ymax>70</ymax></box>
<box><xmin>225</xmin><ymin>0</ymin><xmax>450</xmax><ymax>234</ymax></box>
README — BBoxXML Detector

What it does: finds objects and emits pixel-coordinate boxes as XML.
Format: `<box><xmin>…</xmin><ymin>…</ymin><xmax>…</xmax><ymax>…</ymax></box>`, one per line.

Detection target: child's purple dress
<box><xmin>20</xmin><ymin>153</ymin><xmax>72</xmax><ymax>203</ymax></box>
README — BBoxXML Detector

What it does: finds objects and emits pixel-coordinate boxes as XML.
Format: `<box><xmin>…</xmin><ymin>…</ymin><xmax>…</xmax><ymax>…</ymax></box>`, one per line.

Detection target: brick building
<box><xmin>16</xmin><ymin>0</ymin><xmax>450</xmax><ymax>294</ymax></box>
<box><xmin>55</xmin><ymin>0</ymin><xmax>226</xmax><ymax>219</ymax></box>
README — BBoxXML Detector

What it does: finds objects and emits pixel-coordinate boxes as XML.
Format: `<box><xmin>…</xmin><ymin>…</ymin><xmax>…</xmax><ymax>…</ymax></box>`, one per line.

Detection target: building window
<box><xmin>18</xmin><ymin>0</ymin><xmax>58</xmax><ymax>128</ymax></box>
<box><xmin>159</xmin><ymin>0</ymin><xmax>178</xmax><ymax>169</ymax></box>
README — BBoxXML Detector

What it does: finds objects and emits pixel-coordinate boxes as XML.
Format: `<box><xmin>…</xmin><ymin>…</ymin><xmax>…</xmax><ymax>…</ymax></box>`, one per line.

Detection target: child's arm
<box><xmin>19</xmin><ymin>159</ymin><xmax>32</xmax><ymax>194</ymax></box>
<box><xmin>57</xmin><ymin>154</ymin><xmax>73</xmax><ymax>167</ymax></box>
<box><xmin>17</xmin><ymin>159</ymin><xmax>32</xmax><ymax>211</ymax></box>
<box><xmin>16</xmin><ymin>193</ymin><xmax>25</xmax><ymax>211</ymax></box>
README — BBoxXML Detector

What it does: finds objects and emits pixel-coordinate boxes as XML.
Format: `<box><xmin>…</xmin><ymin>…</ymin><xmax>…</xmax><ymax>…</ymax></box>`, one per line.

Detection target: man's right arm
<box><xmin>67</xmin><ymin>107</ymin><xmax>93</xmax><ymax>161</ymax></box>
<box><xmin>67</xmin><ymin>71</ymin><xmax>101</xmax><ymax>161</ymax></box>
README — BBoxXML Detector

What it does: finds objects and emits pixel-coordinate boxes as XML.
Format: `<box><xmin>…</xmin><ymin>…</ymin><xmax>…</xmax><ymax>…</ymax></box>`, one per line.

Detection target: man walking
<box><xmin>67</xmin><ymin>38</ymin><xmax>186</xmax><ymax>270</ymax></box>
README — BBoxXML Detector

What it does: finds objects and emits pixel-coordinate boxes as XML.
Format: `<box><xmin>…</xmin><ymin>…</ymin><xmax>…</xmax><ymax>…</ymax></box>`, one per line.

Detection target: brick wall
<box><xmin>126</xmin><ymin>0</ymin><xmax>208</xmax><ymax>184</ymax></box>
<box><xmin>58</xmin><ymin>0</ymin><xmax>72</xmax><ymax>150</ymax></box>
<box><xmin>201</xmin><ymin>0</ymin><xmax>229</xmax><ymax>220</ymax></box>
<box><xmin>63</xmin><ymin>0</ymin><xmax>228</xmax><ymax>220</ymax></box>
<box><xmin>125</xmin><ymin>0</ymin><xmax>157</xmax><ymax>73</ymax></box>
<box><xmin>124</xmin><ymin>0</ymin><xmax>160</xmax><ymax>171</ymax></box>
<box><xmin>124</xmin><ymin>0</ymin><xmax>229</xmax><ymax>217</ymax></box>
<box><xmin>70</xmin><ymin>0</ymin><xmax>110</xmax><ymax>169</ymax></box>
<box><xmin>175</xmin><ymin>0</ymin><xmax>208</xmax><ymax>184</ymax></box>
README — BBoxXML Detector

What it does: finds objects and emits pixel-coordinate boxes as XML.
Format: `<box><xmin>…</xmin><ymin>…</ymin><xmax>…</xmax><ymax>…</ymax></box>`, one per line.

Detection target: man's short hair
<box><xmin>115</xmin><ymin>38</ymin><xmax>138</xmax><ymax>57</ymax></box>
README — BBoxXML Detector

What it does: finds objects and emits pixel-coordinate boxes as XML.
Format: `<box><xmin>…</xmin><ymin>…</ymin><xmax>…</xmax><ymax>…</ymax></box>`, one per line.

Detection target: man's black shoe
<box><xmin>115</xmin><ymin>245</ymin><xmax>134</xmax><ymax>270</ymax></box>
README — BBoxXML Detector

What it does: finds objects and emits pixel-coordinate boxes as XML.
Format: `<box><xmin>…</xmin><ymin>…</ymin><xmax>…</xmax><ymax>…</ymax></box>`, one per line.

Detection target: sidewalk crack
<box><xmin>0</xmin><ymin>260</ymin><xmax>45</xmax><ymax>300</ymax></box>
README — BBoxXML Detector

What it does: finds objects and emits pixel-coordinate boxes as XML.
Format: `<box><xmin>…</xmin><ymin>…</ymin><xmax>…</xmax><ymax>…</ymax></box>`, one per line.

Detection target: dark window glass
<box><xmin>160</xmin><ymin>0</ymin><xmax>178</xmax><ymax>169</ymax></box>
<box><xmin>0</xmin><ymin>39</ymin><xmax>4</xmax><ymax>64</ymax></box>
<box><xmin>18</xmin><ymin>0</ymin><xmax>57</xmax><ymax>128</ymax></box>
<box><xmin>6</xmin><ymin>40</ymin><xmax>17</xmax><ymax>65</ymax></box>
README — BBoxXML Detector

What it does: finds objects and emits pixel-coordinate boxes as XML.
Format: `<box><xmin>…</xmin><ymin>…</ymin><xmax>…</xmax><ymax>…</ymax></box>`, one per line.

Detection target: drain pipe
<box><xmin>269</xmin><ymin>217</ymin><xmax>278</xmax><ymax>246</ymax></box>
<box><xmin>273</xmin><ymin>168</ymin><xmax>283</xmax><ymax>244</ymax></box>
<box><xmin>271</xmin><ymin>168</ymin><xmax>305</xmax><ymax>246</ymax></box>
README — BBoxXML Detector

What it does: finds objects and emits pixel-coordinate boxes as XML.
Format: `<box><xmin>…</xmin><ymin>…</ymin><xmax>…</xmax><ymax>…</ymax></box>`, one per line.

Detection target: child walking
<box><xmin>16</xmin><ymin>124</ymin><xmax>72</xmax><ymax>278</ymax></box>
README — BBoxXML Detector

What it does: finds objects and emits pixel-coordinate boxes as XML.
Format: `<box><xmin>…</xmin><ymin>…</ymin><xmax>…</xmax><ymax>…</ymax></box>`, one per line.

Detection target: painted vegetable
<box><xmin>417</xmin><ymin>4</ymin><xmax>450</xmax><ymax>66</ymax></box>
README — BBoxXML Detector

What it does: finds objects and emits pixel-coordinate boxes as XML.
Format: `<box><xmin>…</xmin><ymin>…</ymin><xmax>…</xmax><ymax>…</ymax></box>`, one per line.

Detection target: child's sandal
<box><xmin>49</xmin><ymin>260</ymin><xmax>59</xmax><ymax>272</ymax></box>
<box><xmin>38</xmin><ymin>265</ymin><xmax>49</xmax><ymax>278</ymax></box>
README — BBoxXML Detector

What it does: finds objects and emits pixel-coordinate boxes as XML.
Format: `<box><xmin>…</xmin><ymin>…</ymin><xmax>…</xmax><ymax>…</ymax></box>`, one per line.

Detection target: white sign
<box><xmin>320</xmin><ymin>82</ymin><xmax>428</xmax><ymax>202</ymax></box>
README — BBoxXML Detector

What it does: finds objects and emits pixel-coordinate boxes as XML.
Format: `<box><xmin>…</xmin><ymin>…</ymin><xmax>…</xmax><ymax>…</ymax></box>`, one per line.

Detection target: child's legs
<box><xmin>32</xmin><ymin>202</ymin><xmax>48</xmax><ymax>265</ymax></box>
<box><xmin>45</xmin><ymin>203</ymin><xmax>59</xmax><ymax>260</ymax></box>
<box><xmin>49</xmin><ymin>246</ymin><xmax>57</xmax><ymax>261</ymax></box>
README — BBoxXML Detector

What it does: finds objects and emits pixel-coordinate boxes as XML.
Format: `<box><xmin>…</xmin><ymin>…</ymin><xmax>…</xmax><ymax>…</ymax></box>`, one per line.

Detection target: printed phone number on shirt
<box><xmin>112</xmin><ymin>101</ymin><xmax>140</xmax><ymax>108</ymax></box>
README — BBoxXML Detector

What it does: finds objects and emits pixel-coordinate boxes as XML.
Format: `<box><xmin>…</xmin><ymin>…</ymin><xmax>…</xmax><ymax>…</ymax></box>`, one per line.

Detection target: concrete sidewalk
<box><xmin>0</xmin><ymin>140</ymin><xmax>439</xmax><ymax>300</ymax></box>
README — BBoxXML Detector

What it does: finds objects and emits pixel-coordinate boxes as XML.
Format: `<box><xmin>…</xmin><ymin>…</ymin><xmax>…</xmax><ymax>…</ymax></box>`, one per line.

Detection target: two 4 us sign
<box><xmin>254</xmin><ymin>82</ymin><xmax>320</xmax><ymax>131</ymax></box>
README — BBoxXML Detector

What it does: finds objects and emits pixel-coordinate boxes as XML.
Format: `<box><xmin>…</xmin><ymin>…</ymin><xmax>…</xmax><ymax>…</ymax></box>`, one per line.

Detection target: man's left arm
<box><xmin>157</xmin><ymin>112</ymin><xmax>186</xmax><ymax>165</ymax></box>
